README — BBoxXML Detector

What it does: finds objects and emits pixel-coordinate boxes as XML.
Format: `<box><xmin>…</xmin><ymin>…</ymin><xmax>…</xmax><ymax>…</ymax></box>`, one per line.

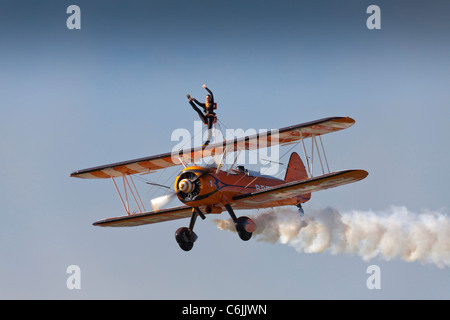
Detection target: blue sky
<box><xmin>0</xmin><ymin>0</ymin><xmax>449</xmax><ymax>299</ymax></box>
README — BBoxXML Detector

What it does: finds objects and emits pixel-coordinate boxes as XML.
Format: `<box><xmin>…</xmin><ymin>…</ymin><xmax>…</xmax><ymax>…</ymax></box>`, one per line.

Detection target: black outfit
<box><xmin>188</xmin><ymin>87</ymin><xmax>216</xmax><ymax>145</ymax></box>
<box><xmin>189</xmin><ymin>87</ymin><xmax>216</xmax><ymax>129</ymax></box>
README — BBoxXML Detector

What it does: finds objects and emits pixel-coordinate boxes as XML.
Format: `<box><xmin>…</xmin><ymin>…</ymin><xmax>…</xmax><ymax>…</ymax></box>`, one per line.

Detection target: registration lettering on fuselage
<box><xmin>255</xmin><ymin>184</ymin><xmax>271</xmax><ymax>191</ymax></box>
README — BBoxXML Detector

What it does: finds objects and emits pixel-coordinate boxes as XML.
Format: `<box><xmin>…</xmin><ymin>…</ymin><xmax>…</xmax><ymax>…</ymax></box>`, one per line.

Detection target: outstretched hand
<box><xmin>202</xmin><ymin>84</ymin><xmax>207</xmax><ymax>89</ymax></box>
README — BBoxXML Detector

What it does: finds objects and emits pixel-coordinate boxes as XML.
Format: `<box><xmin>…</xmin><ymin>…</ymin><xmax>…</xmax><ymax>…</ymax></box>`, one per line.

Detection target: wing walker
<box><xmin>70</xmin><ymin>91</ymin><xmax>368</xmax><ymax>251</ymax></box>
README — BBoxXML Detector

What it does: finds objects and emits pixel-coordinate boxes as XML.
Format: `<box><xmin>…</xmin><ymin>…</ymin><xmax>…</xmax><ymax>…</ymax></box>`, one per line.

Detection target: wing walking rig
<box><xmin>70</xmin><ymin>117</ymin><xmax>368</xmax><ymax>251</ymax></box>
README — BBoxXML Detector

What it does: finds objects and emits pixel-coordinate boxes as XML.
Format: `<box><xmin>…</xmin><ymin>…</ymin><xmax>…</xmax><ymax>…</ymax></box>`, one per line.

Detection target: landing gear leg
<box><xmin>175</xmin><ymin>207</ymin><xmax>205</xmax><ymax>251</ymax></box>
<box><xmin>296</xmin><ymin>203</ymin><xmax>304</xmax><ymax>217</ymax></box>
<box><xmin>224</xmin><ymin>204</ymin><xmax>256</xmax><ymax>241</ymax></box>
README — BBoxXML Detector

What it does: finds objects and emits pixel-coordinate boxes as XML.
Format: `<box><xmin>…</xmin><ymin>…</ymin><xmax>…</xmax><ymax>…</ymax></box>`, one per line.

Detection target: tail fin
<box><xmin>284</xmin><ymin>152</ymin><xmax>308</xmax><ymax>182</ymax></box>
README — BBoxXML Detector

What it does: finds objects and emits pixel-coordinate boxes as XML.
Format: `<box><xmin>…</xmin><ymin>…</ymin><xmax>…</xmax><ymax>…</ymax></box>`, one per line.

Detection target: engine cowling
<box><xmin>174</xmin><ymin>166</ymin><xmax>218</xmax><ymax>205</ymax></box>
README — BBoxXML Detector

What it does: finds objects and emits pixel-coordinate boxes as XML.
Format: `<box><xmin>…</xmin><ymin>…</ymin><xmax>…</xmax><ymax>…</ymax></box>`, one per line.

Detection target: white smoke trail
<box><xmin>213</xmin><ymin>206</ymin><xmax>450</xmax><ymax>268</ymax></box>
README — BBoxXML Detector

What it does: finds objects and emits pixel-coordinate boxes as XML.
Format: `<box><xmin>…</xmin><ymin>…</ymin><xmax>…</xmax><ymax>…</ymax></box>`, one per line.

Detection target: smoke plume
<box><xmin>214</xmin><ymin>206</ymin><xmax>450</xmax><ymax>268</ymax></box>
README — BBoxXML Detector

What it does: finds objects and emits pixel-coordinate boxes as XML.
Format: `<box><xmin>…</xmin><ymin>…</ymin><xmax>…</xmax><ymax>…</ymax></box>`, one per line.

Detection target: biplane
<box><xmin>70</xmin><ymin>116</ymin><xmax>368</xmax><ymax>251</ymax></box>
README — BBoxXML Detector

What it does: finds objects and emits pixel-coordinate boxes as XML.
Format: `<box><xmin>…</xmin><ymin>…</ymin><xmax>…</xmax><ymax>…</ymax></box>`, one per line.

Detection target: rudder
<box><xmin>284</xmin><ymin>152</ymin><xmax>308</xmax><ymax>182</ymax></box>
<box><xmin>285</xmin><ymin>152</ymin><xmax>311</xmax><ymax>206</ymax></box>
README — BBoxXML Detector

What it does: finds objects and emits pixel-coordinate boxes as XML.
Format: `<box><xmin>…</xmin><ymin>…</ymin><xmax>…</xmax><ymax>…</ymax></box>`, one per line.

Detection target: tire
<box><xmin>178</xmin><ymin>240</ymin><xmax>194</xmax><ymax>251</ymax></box>
<box><xmin>235</xmin><ymin>216</ymin><xmax>256</xmax><ymax>241</ymax></box>
<box><xmin>175</xmin><ymin>227</ymin><xmax>197</xmax><ymax>251</ymax></box>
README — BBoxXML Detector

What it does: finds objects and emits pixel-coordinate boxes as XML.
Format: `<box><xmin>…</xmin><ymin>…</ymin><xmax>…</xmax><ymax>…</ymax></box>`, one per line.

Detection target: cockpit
<box><xmin>235</xmin><ymin>165</ymin><xmax>260</xmax><ymax>177</ymax></box>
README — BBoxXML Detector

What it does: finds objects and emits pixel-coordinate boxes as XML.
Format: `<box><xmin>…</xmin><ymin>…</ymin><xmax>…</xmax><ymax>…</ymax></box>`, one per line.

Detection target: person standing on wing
<box><xmin>187</xmin><ymin>84</ymin><xmax>217</xmax><ymax>146</ymax></box>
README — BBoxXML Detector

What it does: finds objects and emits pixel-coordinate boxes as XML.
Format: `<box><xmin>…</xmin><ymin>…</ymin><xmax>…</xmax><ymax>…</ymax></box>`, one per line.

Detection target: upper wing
<box><xmin>70</xmin><ymin>116</ymin><xmax>355</xmax><ymax>179</ymax></box>
<box><xmin>232</xmin><ymin>169</ymin><xmax>368</xmax><ymax>207</ymax></box>
<box><xmin>93</xmin><ymin>205</ymin><xmax>193</xmax><ymax>227</ymax></box>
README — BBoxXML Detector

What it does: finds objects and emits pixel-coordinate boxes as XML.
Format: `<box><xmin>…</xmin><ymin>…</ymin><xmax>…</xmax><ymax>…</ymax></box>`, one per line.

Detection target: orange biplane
<box><xmin>70</xmin><ymin>117</ymin><xmax>368</xmax><ymax>251</ymax></box>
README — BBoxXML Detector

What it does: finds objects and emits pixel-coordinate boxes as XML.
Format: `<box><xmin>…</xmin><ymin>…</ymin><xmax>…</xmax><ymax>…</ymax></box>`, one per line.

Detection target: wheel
<box><xmin>178</xmin><ymin>240</ymin><xmax>194</xmax><ymax>251</ymax></box>
<box><xmin>235</xmin><ymin>216</ymin><xmax>256</xmax><ymax>241</ymax></box>
<box><xmin>175</xmin><ymin>227</ymin><xmax>197</xmax><ymax>251</ymax></box>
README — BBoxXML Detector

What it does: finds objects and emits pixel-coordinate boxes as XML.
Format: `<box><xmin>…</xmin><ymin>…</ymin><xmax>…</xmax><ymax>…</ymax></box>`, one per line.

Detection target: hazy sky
<box><xmin>0</xmin><ymin>0</ymin><xmax>449</xmax><ymax>299</ymax></box>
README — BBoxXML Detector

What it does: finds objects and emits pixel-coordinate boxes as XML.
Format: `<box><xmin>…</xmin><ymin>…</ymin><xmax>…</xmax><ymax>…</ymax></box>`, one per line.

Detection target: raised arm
<box><xmin>202</xmin><ymin>84</ymin><xmax>214</xmax><ymax>104</ymax></box>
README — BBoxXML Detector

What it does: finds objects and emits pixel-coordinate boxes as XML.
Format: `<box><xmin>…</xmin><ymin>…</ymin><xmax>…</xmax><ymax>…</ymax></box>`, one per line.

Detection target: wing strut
<box><xmin>298</xmin><ymin>129</ymin><xmax>332</xmax><ymax>178</ymax></box>
<box><xmin>318</xmin><ymin>135</ymin><xmax>330</xmax><ymax>172</ymax></box>
<box><xmin>111</xmin><ymin>175</ymin><xmax>146</xmax><ymax>215</ymax></box>
<box><xmin>299</xmin><ymin>129</ymin><xmax>311</xmax><ymax>178</ymax></box>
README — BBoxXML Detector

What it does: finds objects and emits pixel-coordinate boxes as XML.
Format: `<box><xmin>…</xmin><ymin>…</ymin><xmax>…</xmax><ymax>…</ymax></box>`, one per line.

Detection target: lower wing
<box><xmin>94</xmin><ymin>170</ymin><xmax>367</xmax><ymax>227</ymax></box>
<box><xmin>93</xmin><ymin>205</ymin><xmax>193</xmax><ymax>227</ymax></box>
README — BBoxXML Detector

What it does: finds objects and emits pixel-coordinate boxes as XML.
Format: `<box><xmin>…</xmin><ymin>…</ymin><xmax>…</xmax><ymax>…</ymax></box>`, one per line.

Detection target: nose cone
<box><xmin>178</xmin><ymin>179</ymin><xmax>194</xmax><ymax>193</ymax></box>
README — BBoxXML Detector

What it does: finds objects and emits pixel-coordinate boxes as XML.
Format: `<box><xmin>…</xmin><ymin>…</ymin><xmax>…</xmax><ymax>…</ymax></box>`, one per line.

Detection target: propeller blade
<box><xmin>150</xmin><ymin>193</ymin><xmax>177</xmax><ymax>211</ymax></box>
<box><xmin>191</xmin><ymin>168</ymin><xmax>210</xmax><ymax>182</ymax></box>
<box><xmin>145</xmin><ymin>181</ymin><xmax>171</xmax><ymax>189</ymax></box>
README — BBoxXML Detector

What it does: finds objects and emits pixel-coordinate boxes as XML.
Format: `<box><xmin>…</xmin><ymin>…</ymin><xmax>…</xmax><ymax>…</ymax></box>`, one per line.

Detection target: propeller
<box><xmin>190</xmin><ymin>167</ymin><xmax>211</xmax><ymax>182</ymax></box>
<box><xmin>150</xmin><ymin>193</ymin><xmax>178</xmax><ymax>211</ymax></box>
